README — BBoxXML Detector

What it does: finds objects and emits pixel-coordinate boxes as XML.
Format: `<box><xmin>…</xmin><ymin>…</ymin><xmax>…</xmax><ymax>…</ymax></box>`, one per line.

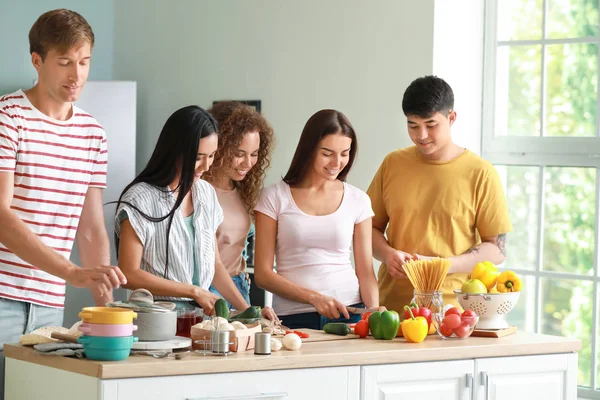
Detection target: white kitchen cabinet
<box><xmin>474</xmin><ymin>353</ymin><xmax>578</xmax><ymax>400</ymax></box>
<box><xmin>360</xmin><ymin>353</ymin><xmax>578</xmax><ymax>400</ymax></box>
<box><xmin>101</xmin><ymin>366</ymin><xmax>360</xmax><ymax>400</ymax></box>
<box><xmin>361</xmin><ymin>359</ymin><xmax>474</xmax><ymax>400</ymax></box>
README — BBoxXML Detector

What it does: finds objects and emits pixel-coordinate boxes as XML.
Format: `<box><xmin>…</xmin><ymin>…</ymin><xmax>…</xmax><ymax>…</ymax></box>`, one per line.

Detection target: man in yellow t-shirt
<box><xmin>367</xmin><ymin>76</ymin><xmax>512</xmax><ymax>313</ymax></box>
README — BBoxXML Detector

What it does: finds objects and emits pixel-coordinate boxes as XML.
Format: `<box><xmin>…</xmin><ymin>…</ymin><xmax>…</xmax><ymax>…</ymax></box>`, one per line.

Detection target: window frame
<box><xmin>482</xmin><ymin>0</ymin><xmax>600</xmax><ymax>396</ymax></box>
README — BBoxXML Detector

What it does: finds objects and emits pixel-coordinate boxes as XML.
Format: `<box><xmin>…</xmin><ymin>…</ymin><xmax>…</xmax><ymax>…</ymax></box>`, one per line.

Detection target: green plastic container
<box><xmin>78</xmin><ymin>335</ymin><xmax>138</xmax><ymax>361</ymax></box>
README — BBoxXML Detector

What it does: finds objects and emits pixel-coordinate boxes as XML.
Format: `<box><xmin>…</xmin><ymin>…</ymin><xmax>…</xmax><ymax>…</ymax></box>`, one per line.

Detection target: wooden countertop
<box><xmin>3</xmin><ymin>331</ymin><xmax>580</xmax><ymax>380</ymax></box>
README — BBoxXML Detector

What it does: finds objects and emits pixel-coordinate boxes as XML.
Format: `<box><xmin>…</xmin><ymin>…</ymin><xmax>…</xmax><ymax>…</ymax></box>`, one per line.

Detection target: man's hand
<box><xmin>385</xmin><ymin>250</ymin><xmax>418</xmax><ymax>279</ymax></box>
<box><xmin>66</xmin><ymin>265</ymin><xmax>127</xmax><ymax>298</ymax></box>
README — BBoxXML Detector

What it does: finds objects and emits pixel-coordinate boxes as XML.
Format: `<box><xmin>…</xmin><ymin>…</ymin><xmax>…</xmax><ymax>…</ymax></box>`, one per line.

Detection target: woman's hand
<box><xmin>193</xmin><ymin>288</ymin><xmax>220</xmax><ymax>316</ymax></box>
<box><xmin>261</xmin><ymin>306</ymin><xmax>278</xmax><ymax>321</ymax></box>
<box><xmin>309</xmin><ymin>294</ymin><xmax>350</xmax><ymax>320</ymax></box>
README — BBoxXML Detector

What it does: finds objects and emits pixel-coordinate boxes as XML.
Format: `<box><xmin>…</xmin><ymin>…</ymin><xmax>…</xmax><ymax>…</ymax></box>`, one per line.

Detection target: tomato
<box><xmin>361</xmin><ymin>312</ymin><xmax>372</xmax><ymax>321</ymax></box>
<box><xmin>445</xmin><ymin>307</ymin><xmax>461</xmax><ymax>317</ymax></box>
<box><xmin>354</xmin><ymin>320</ymin><xmax>369</xmax><ymax>338</ymax></box>
<box><xmin>461</xmin><ymin>310</ymin><xmax>477</xmax><ymax>318</ymax></box>
<box><xmin>454</xmin><ymin>323</ymin><xmax>472</xmax><ymax>338</ymax></box>
<box><xmin>443</xmin><ymin>314</ymin><xmax>462</xmax><ymax>330</ymax></box>
<box><xmin>439</xmin><ymin>322</ymin><xmax>454</xmax><ymax>337</ymax></box>
<box><xmin>461</xmin><ymin>315</ymin><xmax>478</xmax><ymax>327</ymax></box>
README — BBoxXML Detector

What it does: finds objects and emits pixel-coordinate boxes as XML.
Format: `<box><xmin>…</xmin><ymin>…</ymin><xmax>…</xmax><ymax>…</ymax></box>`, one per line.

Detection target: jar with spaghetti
<box><xmin>403</xmin><ymin>257</ymin><xmax>451</xmax><ymax>329</ymax></box>
<box><xmin>410</xmin><ymin>290</ymin><xmax>444</xmax><ymax>316</ymax></box>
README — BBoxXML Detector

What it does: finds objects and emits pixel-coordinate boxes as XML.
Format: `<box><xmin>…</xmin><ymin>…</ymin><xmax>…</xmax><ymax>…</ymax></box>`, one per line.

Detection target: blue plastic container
<box><xmin>78</xmin><ymin>335</ymin><xmax>138</xmax><ymax>361</ymax></box>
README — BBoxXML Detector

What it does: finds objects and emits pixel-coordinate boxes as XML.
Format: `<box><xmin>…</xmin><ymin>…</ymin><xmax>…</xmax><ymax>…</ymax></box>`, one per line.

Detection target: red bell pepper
<box><xmin>285</xmin><ymin>330</ymin><xmax>310</xmax><ymax>339</ymax></box>
<box><xmin>403</xmin><ymin>302</ymin><xmax>432</xmax><ymax>329</ymax></box>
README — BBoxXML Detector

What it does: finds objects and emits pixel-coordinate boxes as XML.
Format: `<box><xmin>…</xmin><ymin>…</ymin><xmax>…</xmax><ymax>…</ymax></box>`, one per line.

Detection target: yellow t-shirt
<box><xmin>367</xmin><ymin>146</ymin><xmax>513</xmax><ymax>313</ymax></box>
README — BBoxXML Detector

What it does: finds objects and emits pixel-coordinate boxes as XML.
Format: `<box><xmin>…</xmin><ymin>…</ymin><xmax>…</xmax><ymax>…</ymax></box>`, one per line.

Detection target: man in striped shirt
<box><xmin>0</xmin><ymin>9</ymin><xmax>126</xmax><ymax>398</ymax></box>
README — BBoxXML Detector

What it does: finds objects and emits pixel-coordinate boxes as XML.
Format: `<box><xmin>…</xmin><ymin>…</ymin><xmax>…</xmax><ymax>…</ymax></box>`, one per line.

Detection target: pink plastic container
<box><xmin>78</xmin><ymin>322</ymin><xmax>138</xmax><ymax>337</ymax></box>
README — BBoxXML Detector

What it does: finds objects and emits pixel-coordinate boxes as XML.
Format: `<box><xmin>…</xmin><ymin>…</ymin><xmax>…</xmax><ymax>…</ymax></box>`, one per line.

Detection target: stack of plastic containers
<box><xmin>77</xmin><ymin>307</ymin><xmax>138</xmax><ymax>361</ymax></box>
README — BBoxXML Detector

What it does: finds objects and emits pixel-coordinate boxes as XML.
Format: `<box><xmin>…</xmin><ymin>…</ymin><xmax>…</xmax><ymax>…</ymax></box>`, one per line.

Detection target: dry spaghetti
<box><xmin>403</xmin><ymin>258</ymin><xmax>451</xmax><ymax>308</ymax></box>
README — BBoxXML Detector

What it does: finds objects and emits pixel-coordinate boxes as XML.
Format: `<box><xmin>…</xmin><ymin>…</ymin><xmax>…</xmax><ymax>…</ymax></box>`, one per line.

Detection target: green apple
<box><xmin>462</xmin><ymin>278</ymin><xmax>487</xmax><ymax>294</ymax></box>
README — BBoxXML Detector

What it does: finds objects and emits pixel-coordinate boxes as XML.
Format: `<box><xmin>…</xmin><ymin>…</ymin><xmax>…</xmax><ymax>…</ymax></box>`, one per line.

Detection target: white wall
<box><xmin>113</xmin><ymin>0</ymin><xmax>436</xmax><ymax>191</ymax></box>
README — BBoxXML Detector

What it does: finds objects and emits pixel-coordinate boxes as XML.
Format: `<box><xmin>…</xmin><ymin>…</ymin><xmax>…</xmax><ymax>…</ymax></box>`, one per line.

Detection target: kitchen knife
<box><xmin>346</xmin><ymin>307</ymin><xmax>379</xmax><ymax>315</ymax></box>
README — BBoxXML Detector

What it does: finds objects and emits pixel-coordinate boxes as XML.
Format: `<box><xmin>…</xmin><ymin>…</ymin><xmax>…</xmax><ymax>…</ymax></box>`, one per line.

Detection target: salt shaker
<box><xmin>254</xmin><ymin>332</ymin><xmax>271</xmax><ymax>355</ymax></box>
<box><xmin>211</xmin><ymin>330</ymin><xmax>230</xmax><ymax>354</ymax></box>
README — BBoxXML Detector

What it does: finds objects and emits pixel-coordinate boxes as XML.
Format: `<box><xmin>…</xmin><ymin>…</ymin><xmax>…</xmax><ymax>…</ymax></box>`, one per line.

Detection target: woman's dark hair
<box><xmin>114</xmin><ymin>105</ymin><xmax>218</xmax><ymax>279</ymax></box>
<box><xmin>283</xmin><ymin>109</ymin><xmax>357</xmax><ymax>185</ymax></box>
<box><xmin>402</xmin><ymin>75</ymin><xmax>454</xmax><ymax>118</ymax></box>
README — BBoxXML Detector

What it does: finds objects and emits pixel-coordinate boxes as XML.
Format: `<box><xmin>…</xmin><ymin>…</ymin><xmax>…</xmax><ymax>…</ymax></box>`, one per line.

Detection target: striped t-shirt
<box><xmin>0</xmin><ymin>90</ymin><xmax>108</xmax><ymax>308</ymax></box>
<box><xmin>114</xmin><ymin>180</ymin><xmax>223</xmax><ymax>301</ymax></box>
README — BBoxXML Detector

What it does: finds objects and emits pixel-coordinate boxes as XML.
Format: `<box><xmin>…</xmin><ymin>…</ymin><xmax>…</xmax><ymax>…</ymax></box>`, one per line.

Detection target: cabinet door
<box><xmin>102</xmin><ymin>366</ymin><xmax>360</xmax><ymax>400</ymax></box>
<box><xmin>361</xmin><ymin>360</ymin><xmax>475</xmax><ymax>400</ymax></box>
<box><xmin>474</xmin><ymin>353</ymin><xmax>578</xmax><ymax>400</ymax></box>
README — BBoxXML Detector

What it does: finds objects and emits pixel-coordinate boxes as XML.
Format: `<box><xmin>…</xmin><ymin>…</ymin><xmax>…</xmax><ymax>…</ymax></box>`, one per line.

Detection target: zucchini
<box><xmin>323</xmin><ymin>322</ymin><xmax>351</xmax><ymax>336</ymax></box>
<box><xmin>230</xmin><ymin>306</ymin><xmax>261</xmax><ymax>321</ymax></box>
<box><xmin>214</xmin><ymin>298</ymin><xmax>229</xmax><ymax>319</ymax></box>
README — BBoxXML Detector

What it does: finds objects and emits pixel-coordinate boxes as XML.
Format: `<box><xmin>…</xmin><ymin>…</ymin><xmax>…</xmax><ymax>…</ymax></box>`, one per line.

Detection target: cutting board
<box><xmin>282</xmin><ymin>329</ymin><xmax>360</xmax><ymax>343</ymax></box>
<box><xmin>471</xmin><ymin>326</ymin><xmax>517</xmax><ymax>338</ymax></box>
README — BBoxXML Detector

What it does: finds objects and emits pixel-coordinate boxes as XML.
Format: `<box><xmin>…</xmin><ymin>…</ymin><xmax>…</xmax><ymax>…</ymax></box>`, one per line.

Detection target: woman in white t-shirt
<box><xmin>254</xmin><ymin>109</ymin><xmax>381</xmax><ymax>329</ymax></box>
<box><xmin>203</xmin><ymin>101</ymin><xmax>277</xmax><ymax>320</ymax></box>
<box><xmin>114</xmin><ymin>106</ymin><xmax>251</xmax><ymax>316</ymax></box>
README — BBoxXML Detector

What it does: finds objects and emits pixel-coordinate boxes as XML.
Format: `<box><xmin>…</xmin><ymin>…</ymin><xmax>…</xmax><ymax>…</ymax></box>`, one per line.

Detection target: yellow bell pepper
<box><xmin>401</xmin><ymin>306</ymin><xmax>428</xmax><ymax>343</ymax></box>
<box><xmin>470</xmin><ymin>261</ymin><xmax>498</xmax><ymax>290</ymax></box>
<box><xmin>496</xmin><ymin>270</ymin><xmax>522</xmax><ymax>292</ymax></box>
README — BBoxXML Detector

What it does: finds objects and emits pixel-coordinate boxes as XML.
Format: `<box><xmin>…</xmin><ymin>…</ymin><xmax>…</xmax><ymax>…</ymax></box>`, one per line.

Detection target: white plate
<box><xmin>131</xmin><ymin>336</ymin><xmax>192</xmax><ymax>350</ymax></box>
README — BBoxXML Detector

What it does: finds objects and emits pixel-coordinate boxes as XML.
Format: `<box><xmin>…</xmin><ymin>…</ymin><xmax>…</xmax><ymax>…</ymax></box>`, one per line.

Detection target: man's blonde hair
<box><xmin>29</xmin><ymin>9</ymin><xmax>94</xmax><ymax>60</ymax></box>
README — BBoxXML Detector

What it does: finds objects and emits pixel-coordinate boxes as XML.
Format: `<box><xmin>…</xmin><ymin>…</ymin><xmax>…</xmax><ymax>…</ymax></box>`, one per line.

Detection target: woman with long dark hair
<box><xmin>253</xmin><ymin>109</ymin><xmax>381</xmax><ymax>329</ymax></box>
<box><xmin>202</xmin><ymin>102</ymin><xmax>277</xmax><ymax>320</ymax></box>
<box><xmin>114</xmin><ymin>105</ymin><xmax>250</xmax><ymax>315</ymax></box>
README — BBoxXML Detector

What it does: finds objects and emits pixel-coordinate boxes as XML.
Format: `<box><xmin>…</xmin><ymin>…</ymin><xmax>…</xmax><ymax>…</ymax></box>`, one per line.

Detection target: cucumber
<box><xmin>323</xmin><ymin>323</ymin><xmax>351</xmax><ymax>336</ymax></box>
<box><xmin>215</xmin><ymin>298</ymin><xmax>229</xmax><ymax>319</ymax></box>
<box><xmin>230</xmin><ymin>306</ymin><xmax>261</xmax><ymax>321</ymax></box>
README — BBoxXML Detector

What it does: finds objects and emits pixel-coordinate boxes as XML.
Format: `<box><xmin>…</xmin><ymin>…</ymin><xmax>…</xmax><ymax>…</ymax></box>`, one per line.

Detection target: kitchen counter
<box><xmin>4</xmin><ymin>331</ymin><xmax>580</xmax><ymax>379</ymax></box>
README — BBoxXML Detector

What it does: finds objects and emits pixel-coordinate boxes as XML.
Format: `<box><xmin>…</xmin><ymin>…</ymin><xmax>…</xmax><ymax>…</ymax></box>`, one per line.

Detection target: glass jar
<box><xmin>410</xmin><ymin>290</ymin><xmax>444</xmax><ymax>316</ymax></box>
<box><xmin>176</xmin><ymin>307</ymin><xmax>204</xmax><ymax>338</ymax></box>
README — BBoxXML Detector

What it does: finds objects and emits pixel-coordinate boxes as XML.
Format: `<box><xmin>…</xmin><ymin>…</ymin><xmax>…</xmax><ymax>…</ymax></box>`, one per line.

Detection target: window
<box><xmin>483</xmin><ymin>0</ymin><xmax>600</xmax><ymax>397</ymax></box>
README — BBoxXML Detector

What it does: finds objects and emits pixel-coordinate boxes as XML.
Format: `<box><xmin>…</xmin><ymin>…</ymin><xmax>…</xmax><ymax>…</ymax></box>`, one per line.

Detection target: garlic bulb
<box><xmin>270</xmin><ymin>338</ymin><xmax>283</xmax><ymax>351</ymax></box>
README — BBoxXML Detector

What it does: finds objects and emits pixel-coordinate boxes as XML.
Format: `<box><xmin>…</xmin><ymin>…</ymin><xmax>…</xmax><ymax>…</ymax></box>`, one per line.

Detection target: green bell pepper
<box><xmin>368</xmin><ymin>310</ymin><xmax>400</xmax><ymax>340</ymax></box>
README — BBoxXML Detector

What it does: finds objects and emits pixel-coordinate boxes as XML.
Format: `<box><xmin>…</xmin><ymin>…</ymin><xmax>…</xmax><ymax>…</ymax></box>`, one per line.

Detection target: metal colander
<box><xmin>454</xmin><ymin>290</ymin><xmax>520</xmax><ymax>330</ymax></box>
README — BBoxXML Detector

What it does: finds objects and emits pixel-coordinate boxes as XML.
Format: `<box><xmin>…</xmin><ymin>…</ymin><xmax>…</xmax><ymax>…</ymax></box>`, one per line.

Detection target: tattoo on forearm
<box><xmin>497</xmin><ymin>233</ymin><xmax>507</xmax><ymax>257</ymax></box>
<box><xmin>464</xmin><ymin>246</ymin><xmax>481</xmax><ymax>255</ymax></box>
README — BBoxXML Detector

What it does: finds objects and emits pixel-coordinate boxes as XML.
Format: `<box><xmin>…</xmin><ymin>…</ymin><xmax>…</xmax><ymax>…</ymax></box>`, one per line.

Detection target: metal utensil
<box><xmin>346</xmin><ymin>307</ymin><xmax>379</xmax><ymax>315</ymax></box>
<box><xmin>106</xmin><ymin>301</ymin><xmax>173</xmax><ymax>313</ymax></box>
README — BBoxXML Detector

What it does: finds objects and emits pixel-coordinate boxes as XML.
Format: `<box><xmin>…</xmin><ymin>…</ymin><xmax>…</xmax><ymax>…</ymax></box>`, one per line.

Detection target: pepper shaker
<box><xmin>254</xmin><ymin>332</ymin><xmax>271</xmax><ymax>355</ymax></box>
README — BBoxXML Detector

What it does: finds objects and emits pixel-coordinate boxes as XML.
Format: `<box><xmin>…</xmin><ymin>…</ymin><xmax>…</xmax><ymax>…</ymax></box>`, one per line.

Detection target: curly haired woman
<box><xmin>204</xmin><ymin>101</ymin><xmax>276</xmax><ymax>319</ymax></box>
